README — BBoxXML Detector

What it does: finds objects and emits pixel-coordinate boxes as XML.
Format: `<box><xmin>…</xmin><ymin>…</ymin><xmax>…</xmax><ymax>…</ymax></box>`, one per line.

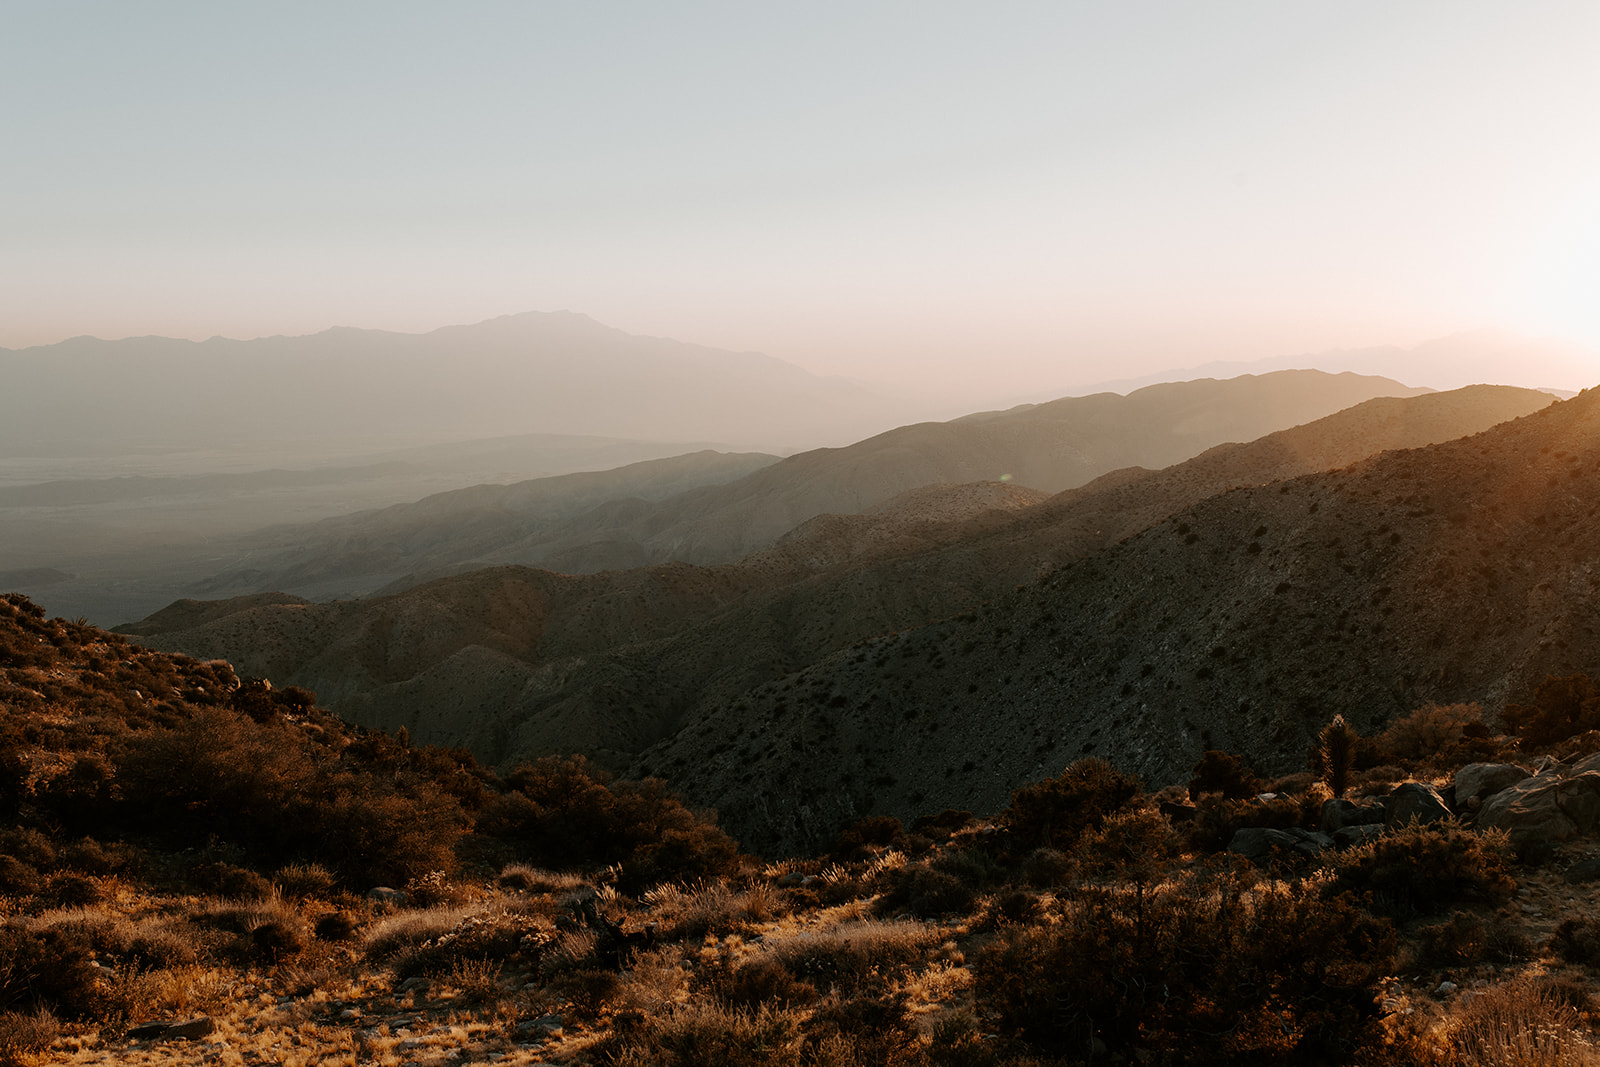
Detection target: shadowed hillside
<box><xmin>120</xmin><ymin>385</ymin><xmax>1550</xmax><ymax>818</ymax></box>
<box><xmin>643</xmin><ymin>387</ymin><xmax>1600</xmax><ymax>853</ymax></box>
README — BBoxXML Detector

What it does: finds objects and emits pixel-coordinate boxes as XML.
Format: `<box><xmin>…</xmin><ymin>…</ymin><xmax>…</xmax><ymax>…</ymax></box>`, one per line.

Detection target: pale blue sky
<box><xmin>6</xmin><ymin>1</ymin><xmax>1600</xmax><ymax>394</ymax></box>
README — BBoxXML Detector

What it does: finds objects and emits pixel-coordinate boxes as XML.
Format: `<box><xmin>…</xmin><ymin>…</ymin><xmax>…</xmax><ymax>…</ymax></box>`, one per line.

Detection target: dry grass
<box><xmin>1449</xmin><ymin>977</ymin><xmax>1600</xmax><ymax>1066</ymax></box>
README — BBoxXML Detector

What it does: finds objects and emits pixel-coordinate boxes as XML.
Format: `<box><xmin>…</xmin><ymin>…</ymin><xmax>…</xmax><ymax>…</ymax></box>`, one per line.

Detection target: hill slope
<box><xmin>121</xmin><ymin>385</ymin><xmax>1550</xmax><ymax>813</ymax></box>
<box><xmin>192</xmin><ymin>370</ymin><xmax>1431</xmax><ymax>599</ymax></box>
<box><xmin>641</xmin><ymin>387</ymin><xmax>1600</xmax><ymax>852</ymax></box>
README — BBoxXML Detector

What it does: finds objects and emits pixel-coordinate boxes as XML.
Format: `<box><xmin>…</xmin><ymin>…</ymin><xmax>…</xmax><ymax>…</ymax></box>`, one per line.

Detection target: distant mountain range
<box><xmin>185</xmin><ymin>369</ymin><xmax>1430</xmax><ymax>600</ymax></box>
<box><xmin>120</xmin><ymin>377</ymin><xmax>1558</xmax><ymax>851</ymax></box>
<box><xmin>0</xmin><ymin>311</ymin><xmax>909</xmax><ymax>455</ymax></box>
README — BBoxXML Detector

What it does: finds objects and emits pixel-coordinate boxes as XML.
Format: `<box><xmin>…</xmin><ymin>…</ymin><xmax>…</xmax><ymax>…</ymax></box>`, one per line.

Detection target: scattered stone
<box><xmin>1331</xmin><ymin>824</ymin><xmax>1385</xmax><ymax>849</ymax></box>
<box><xmin>397</xmin><ymin>976</ymin><xmax>432</xmax><ymax>994</ymax></box>
<box><xmin>1454</xmin><ymin>763</ymin><xmax>1530</xmax><ymax>805</ymax></box>
<box><xmin>776</xmin><ymin>872</ymin><xmax>807</xmax><ymax>887</ymax></box>
<box><xmin>1227</xmin><ymin>827</ymin><xmax>1331</xmax><ymax>865</ymax></box>
<box><xmin>1320</xmin><ymin>797</ymin><xmax>1386</xmax><ymax>833</ymax></box>
<box><xmin>1436</xmin><ymin>981</ymin><xmax>1458</xmax><ymax>995</ymax></box>
<box><xmin>368</xmin><ymin>887</ymin><xmax>409</xmax><ymax>906</ymax></box>
<box><xmin>1564</xmin><ymin>857</ymin><xmax>1600</xmax><ymax>884</ymax></box>
<box><xmin>517</xmin><ymin>1014</ymin><xmax>564</xmax><ymax>1039</ymax></box>
<box><xmin>338</xmin><ymin>1008</ymin><xmax>361</xmax><ymax>1021</ymax></box>
<box><xmin>1384</xmin><ymin>782</ymin><xmax>1452</xmax><ymax>829</ymax></box>
<box><xmin>127</xmin><ymin>1017</ymin><xmax>216</xmax><ymax>1042</ymax></box>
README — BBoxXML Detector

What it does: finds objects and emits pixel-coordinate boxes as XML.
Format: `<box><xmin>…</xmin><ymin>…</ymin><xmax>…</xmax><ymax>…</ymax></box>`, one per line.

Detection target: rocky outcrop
<box><xmin>1454</xmin><ymin>763</ymin><xmax>1531</xmax><ymax>805</ymax></box>
<box><xmin>1477</xmin><ymin>767</ymin><xmax>1600</xmax><ymax>854</ymax></box>
<box><xmin>1385</xmin><ymin>783</ymin><xmax>1453</xmax><ymax>829</ymax></box>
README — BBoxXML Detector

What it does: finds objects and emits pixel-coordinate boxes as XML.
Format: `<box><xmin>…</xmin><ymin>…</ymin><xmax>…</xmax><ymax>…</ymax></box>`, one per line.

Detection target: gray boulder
<box><xmin>1453</xmin><ymin>763</ymin><xmax>1530</xmax><ymax>805</ymax></box>
<box><xmin>1320</xmin><ymin>798</ymin><xmax>1387</xmax><ymax>833</ymax></box>
<box><xmin>1385</xmin><ymin>783</ymin><xmax>1453</xmax><ymax>829</ymax></box>
<box><xmin>1228</xmin><ymin>827</ymin><xmax>1333</xmax><ymax>866</ymax></box>
<box><xmin>1478</xmin><ymin>770</ymin><xmax>1600</xmax><ymax>851</ymax></box>
<box><xmin>1332</xmin><ymin>824</ymin><xmax>1386</xmax><ymax>850</ymax></box>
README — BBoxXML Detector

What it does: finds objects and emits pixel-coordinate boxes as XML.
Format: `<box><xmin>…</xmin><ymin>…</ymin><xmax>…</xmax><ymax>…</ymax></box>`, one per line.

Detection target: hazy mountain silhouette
<box><xmin>0</xmin><ymin>311</ymin><xmax>905</xmax><ymax>455</ymax></box>
<box><xmin>190</xmin><ymin>370</ymin><xmax>1431</xmax><ymax>600</ymax></box>
<box><xmin>119</xmin><ymin>383</ymin><xmax>1553</xmax><ymax>852</ymax></box>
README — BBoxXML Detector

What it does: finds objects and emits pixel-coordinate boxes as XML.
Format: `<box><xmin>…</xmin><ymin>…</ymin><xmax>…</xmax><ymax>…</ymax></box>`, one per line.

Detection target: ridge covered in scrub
<box><xmin>8</xmin><ymin>593</ymin><xmax>1600</xmax><ymax>1065</ymax></box>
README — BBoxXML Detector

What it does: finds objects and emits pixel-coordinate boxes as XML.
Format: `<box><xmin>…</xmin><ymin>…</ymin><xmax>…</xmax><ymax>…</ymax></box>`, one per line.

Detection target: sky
<box><xmin>6</xmin><ymin>1</ymin><xmax>1600</xmax><ymax>396</ymax></box>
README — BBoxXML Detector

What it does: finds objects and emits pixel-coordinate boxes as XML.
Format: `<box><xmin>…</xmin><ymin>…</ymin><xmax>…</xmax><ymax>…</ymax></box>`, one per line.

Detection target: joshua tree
<box><xmin>1317</xmin><ymin>715</ymin><xmax>1359</xmax><ymax>798</ymax></box>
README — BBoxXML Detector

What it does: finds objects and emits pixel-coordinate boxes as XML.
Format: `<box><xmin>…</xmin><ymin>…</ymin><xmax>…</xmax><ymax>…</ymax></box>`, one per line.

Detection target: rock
<box><xmin>1159</xmin><ymin>801</ymin><xmax>1197</xmax><ymax>823</ymax></box>
<box><xmin>1385</xmin><ymin>783</ymin><xmax>1452</xmax><ymax>829</ymax></box>
<box><xmin>1320</xmin><ymin>798</ymin><xmax>1387</xmax><ymax>833</ymax></box>
<box><xmin>367</xmin><ymin>887</ymin><xmax>409</xmax><ymax>906</ymax></box>
<box><xmin>1453</xmin><ymin>763</ymin><xmax>1530</xmax><ymax>805</ymax></box>
<box><xmin>338</xmin><ymin>1008</ymin><xmax>361</xmax><ymax>1021</ymax></box>
<box><xmin>1564</xmin><ymin>857</ymin><xmax>1600</xmax><ymax>884</ymax></box>
<box><xmin>516</xmin><ymin>1013</ymin><xmax>564</xmax><ymax>1038</ymax></box>
<box><xmin>1227</xmin><ymin>827</ymin><xmax>1331</xmax><ymax>865</ymax></box>
<box><xmin>1332</xmin><ymin>824</ymin><xmax>1385</xmax><ymax>849</ymax></box>
<box><xmin>1479</xmin><ymin>770</ymin><xmax>1600</xmax><ymax>852</ymax></box>
<box><xmin>128</xmin><ymin>1017</ymin><xmax>215</xmax><ymax>1041</ymax></box>
<box><xmin>776</xmin><ymin>872</ymin><xmax>807</xmax><ymax>888</ymax></box>
<box><xmin>397</xmin><ymin>976</ymin><xmax>431</xmax><ymax>994</ymax></box>
<box><xmin>1436</xmin><ymin>981</ymin><xmax>1457</xmax><ymax>995</ymax></box>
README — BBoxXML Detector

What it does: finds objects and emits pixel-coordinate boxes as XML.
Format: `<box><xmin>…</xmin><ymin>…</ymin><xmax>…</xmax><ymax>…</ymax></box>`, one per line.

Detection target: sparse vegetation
<box><xmin>7</xmin><ymin>593</ymin><xmax>1600</xmax><ymax>1064</ymax></box>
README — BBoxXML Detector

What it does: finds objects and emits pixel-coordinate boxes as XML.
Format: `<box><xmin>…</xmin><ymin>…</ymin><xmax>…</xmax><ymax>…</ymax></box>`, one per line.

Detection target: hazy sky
<box><xmin>7</xmin><ymin>1</ymin><xmax>1600</xmax><ymax>393</ymax></box>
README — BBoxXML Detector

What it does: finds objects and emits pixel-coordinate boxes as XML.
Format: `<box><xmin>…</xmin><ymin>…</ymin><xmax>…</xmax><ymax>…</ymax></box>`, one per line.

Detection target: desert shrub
<box><xmin>0</xmin><ymin>858</ymin><xmax>40</xmax><ymax>897</ymax></box>
<box><xmin>274</xmin><ymin>863</ymin><xmax>337</xmax><ymax>900</ymax></box>
<box><xmin>1330</xmin><ymin>822</ymin><xmax>1515</xmax><ymax>918</ymax></box>
<box><xmin>314</xmin><ymin>912</ymin><xmax>360</xmax><ymax>943</ymax></box>
<box><xmin>388</xmin><ymin>909</ymin><xmax>548</xmax><ymax>982</ymax></box>
<box><xmin>552</xmin><ymin>966</ymin><xmax>624</xmax><ymax>1020</ymax></box>
<box><xmin>1449</xmin><ymin>975</ymin><xmax>1599</xmax><ymax>1066</ymax></box>
<box><xmin>645</xmin><ymin>882</ymin><xmax>754</xmax><ymax>942</ymax></box>
<box><xmin>1017</xmin><ymin>847</ymin><xmax>1076</xmax><ymax>888</ymax></box>
<box><xmin>115</xmin><ymin>708</ymin><xmax>467</xmax><ymax>886</ymax></box>
<box><xmin>43</xmin><ymin>874</ymin><xmax>102</xmax><ymax>908</ymax></box>
<box><xmin>986</xmin><ymin>889</ymin><xmax>1043</xmax><ymax>927</ymax></box>
<box><xmin>1414</xmin><ymin>911</ymin><xmax>1531</xmax><ymax>968</ymax></box>
<box><xmin>1504</xmin><ymin>674</ymin><xmax>1600</xmax><ymax>747</ymax></box>
<box><xmin>362</xmin><ymin>906</ymin><xmax>474</xmax><ymax>962</ymax></box>
<box><xmin>191</xmin><ymin>862</ymin><xmax>273</xmax><ymax>901</ymax></box>
<box><xmin>974</xmin><ymin>873</ymin><xmax>1396</xmax><ymax>1064</ymax></box>
<box><xmin>830</xmin><ymin>815</ymin><xmax>904</xmax><ymax>861</ymax></box>
<box><xmin>803</xmin><ymin>988</ymin><xmax>918</xmax><ymax>1067</ymax></box>
<box><xmin>604</xmin><ymin>1000</ymin><xmax>803</xmax><ymax>1066</ymax></box>
<box><xmin>479</xmin><ymin>756</ymin><xmax>738</xmax><ymax>891</ymax></box>
<box><xmin>772</xmin><ymin>921</ymin><xmax>936</xmax><ymax>996</ymax></box>
<box><xmin>1552</xmin><ymin>917</ymin><xmax>1600</xmax><ymax>967</ymax></box>
<box><xmin>0</xmin><ymin>1008</ymin><xmax>57</xmax><ymax>1065</ymax></box>
<box><xmin>695</xmin><ymin>948</ymin><xmax>817</xmax><ymax>1010</ymax></box>
<box><xmin>877</xmin><ymin>861</ymin><xmax>975</xmax><ymax>919</ymax></box>
<box><xmin>0</xmin><ymin>831</ymin><xmax>54</xmax><ymax>872</ymax></box>
<box><xmin>497</xmin><ymin>864</ymin><xmax>587</xmax><ymax>894</ymax></box>
<box><xmin>251</xmin><ymin>918</ymin><xmax>308</xmax><ymax>962</ymax></box>
<box><xmin>1376</xmin><ymin>702</ymin><xmax>1488</xmax><ymax>764</ymax></box>
<box><xmin>0</xmin><ymin>921</ymin><xmax>100</xmax><ymax>1019</ymax></box>
<box><xmin>1075</xmin><ymin>805</ymin><xmax>1176</xmax><ymax>879</ymax></box>
<box><xmin>1001</xmin><ymin>758</ymin><xmax>1140</xmax><ymax>853</ymax></box>
<box><xmin>1188</xmin><ymin>749</ymin><xmax>1263</xmax><ymax>800</ymax></box>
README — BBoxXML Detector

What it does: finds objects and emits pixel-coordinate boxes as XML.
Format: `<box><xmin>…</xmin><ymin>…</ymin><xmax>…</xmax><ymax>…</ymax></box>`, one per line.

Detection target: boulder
<box><xmin>1563</xmin><ymin>857</ymin><xmax>1600</xmax><ymax>884</ymax></box>
<box><xmin>1332</xmin><ymin>824</ymin><xmax>1385</xmax><ymax>849</ymax></box>
<box><xmin>1453</xmin><ymin>763</ymin><xmax>1530</xmax><ymax>805</ymax></box>
<box><xmin>366</xmin><ymin>887</ymin><xmax>408</xmax><ymax>906</ymax></box>
<box><xmin>1478</xmin><ymin>770</ymin><xmax>1600</xmax><ymax>852</ymax></box>
<box><xmin>1385</xmin><ymin>783</ymin><xmax>1453</xmax><ymax>829</ymax></box>
<box><xmin>1320</xmin><ymin>798</ymin><xmax>1387</xmax><ymax>833</ymax></box>
<box><xmin>1227</xmin><ymin>827</ymin><xmax>1332</xmax><ymax>866</ymax></box>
